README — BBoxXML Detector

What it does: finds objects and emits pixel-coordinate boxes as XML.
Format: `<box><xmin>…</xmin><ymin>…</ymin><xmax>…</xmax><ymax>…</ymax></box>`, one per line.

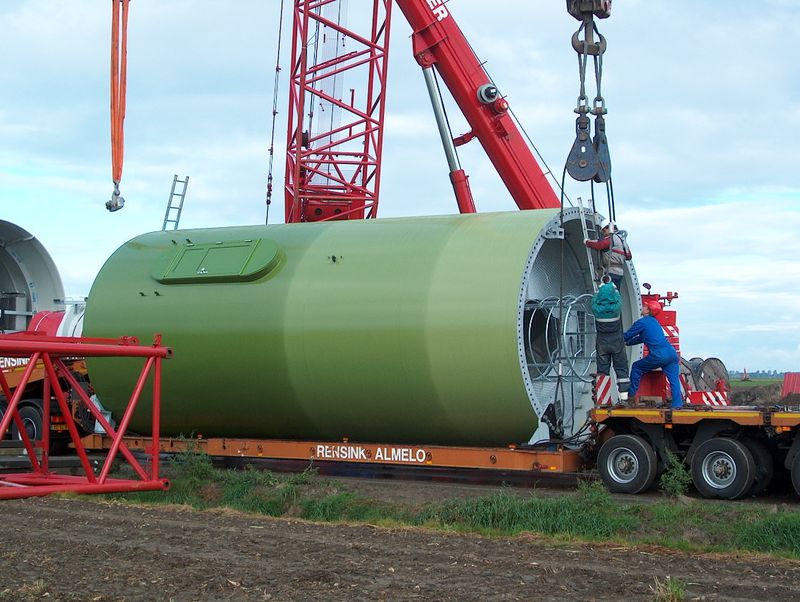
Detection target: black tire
<box><xmin>597</xmin><ymin>434</ymin><xmax>657</xmax><ymax>494</ymax></box>
<box><xmin>791</xmin><ymin>452</ymin><xmax>800</xmax><ymax>498</ymax></box>
<box><xmin>11</xmin><ymin>404</ymin><xmax>44</xmax><ymax>444</ymax></box>
<box><xmin>743</xmin><ymin>438</ymin><xmax>774</xmax><ymax>497</ymax></box>
<box><xmin>691</xmin><ymin>438</ymin><xmax>754</xmax><ymax>500</ymax></box>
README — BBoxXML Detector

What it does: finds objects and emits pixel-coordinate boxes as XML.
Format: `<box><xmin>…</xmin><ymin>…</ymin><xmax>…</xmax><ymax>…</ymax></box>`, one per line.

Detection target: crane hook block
<box><xmin>567</xmin><ymin>0</ymin><xmax>611</xmax><ymax>21</ymax></box>
<box><xmin>106</xmin><ymin>184</ymin><xmax>125</xmax><ymax>212</ymax></box>
<box><xmin>566</xmin><ymin>115</ymin><xmax>599</xmax><ymax>182</ymax></box>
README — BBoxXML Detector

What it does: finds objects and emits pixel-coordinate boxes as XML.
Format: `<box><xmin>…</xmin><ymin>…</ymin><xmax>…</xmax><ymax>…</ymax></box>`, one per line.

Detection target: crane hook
<box><xmin>106</xmin><ymin>182</ymin><xmax>125</xmax><ymax>212</ymax></box>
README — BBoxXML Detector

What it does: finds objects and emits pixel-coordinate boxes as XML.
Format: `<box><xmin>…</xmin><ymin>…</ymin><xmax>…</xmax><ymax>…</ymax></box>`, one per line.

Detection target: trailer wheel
<box><xmin>691</xmin><ymin>438</ymin><xmax>754</xmax><ymax>500</ymax></box>
<box><xmin>743</xmin><ymin>438</ymin><xmax>774</xmax><ymax>497</ymax></box>
<box><xmin>597</xmin><ymin>434</ymin><xmax>657</xmax><ymax>494</ymax></box>
<box><xmin>11</xmin><ymin>404</ymin><xmax>44</xmax><ymax>444</ymax></box>
<box><xmin>791</xmin><ymin>452</ymin><xmax>800</xmax><ymax>498</ymax></box>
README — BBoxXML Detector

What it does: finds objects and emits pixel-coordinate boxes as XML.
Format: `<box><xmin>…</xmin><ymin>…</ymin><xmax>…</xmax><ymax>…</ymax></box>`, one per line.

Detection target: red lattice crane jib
<box><xmin>284</xmin><ymin>0</ymin><xmax>560</xmax><ymax>223</ymax></box>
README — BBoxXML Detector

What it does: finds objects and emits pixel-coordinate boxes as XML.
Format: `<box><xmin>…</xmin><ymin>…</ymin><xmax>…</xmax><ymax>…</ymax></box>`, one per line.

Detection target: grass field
<box><xmin>729</xmin><ymin>378</ymin><xmax>783</xmax><ymax>390</ymax></box>
<box><xmin>103</xmin><ymin>449</ymin><xmax>800</xmax><ymax>561</ymax></box>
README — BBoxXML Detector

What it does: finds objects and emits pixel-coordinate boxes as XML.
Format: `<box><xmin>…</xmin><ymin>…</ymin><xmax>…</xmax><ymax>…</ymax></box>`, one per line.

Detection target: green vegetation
<box><xmin>729</xmin><ymin>378</ymin><xmax>783</xmax><ymax>390</ymax></box>
<box><xmin>732</xmin><ymin>512</ymin><xmax>800</xmax><ymax>554</ymax></box>
<box><xmin>111</xmin><ymin>447</ymin><xmax>319</xmax><ymax>516</ymax></box>
<box><xmin>650</xmin><ymin>576</ymin><xmax>686</xmax><ymax>602</ymax></box>
<box><xmin>415</xmin><ymin>480</ymin><xmax>636</xmax><ymax>538</ymax></box>
<box><xmin>102</xmin><ymin>449</ymin><xmax>800</xmax><ymax>561</ymax></box>
<box><xmin>658</xmin><ymin>449</ymin><xmax>692</xmax><ymax>498</ymax></box>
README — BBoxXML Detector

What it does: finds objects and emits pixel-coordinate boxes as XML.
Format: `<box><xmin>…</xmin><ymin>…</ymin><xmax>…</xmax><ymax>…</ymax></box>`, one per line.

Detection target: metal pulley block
<box><xmin>592</xmin><ymin>114</ymin><xmax>611</xmax><ymax>182</ymax></box>
<box><xmin>566</xmin><ymin>0</ymin><xmax>612</xmax><ymax>183</ymax></box>
<box><xmin>566</xmin><ymin>114</ymin><xmax>599</xmax><ymax>181</ymax></box>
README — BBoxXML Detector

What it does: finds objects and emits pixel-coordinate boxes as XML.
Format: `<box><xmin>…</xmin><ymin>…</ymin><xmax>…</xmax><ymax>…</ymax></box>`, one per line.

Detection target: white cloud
<box><xmin>384</xmin><ymin>113</ymin><xmax>437</xmax><ymax>139</ymax></box>
<box><xmin>622</xmin><ymin>196</ymin><xmax>800</xmax><ymax>371</ymax></box>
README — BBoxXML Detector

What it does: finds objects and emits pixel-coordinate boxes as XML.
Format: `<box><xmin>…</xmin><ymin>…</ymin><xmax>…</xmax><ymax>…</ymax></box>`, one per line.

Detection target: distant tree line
<box><xmin>729</xmin><ymin>370</ymin><xmax>787</xmax><ymax>379</ymax></box>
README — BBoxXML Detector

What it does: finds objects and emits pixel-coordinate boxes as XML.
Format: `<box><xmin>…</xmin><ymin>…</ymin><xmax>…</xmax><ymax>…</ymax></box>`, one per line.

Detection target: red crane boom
<box><xmin>394</xmin><ymin>0</ymin><xmax>560</xmax><ymax>211</ymax></box>
<box><xmin>284</xmin><ymin>0</ymin><xmax>560</xmax><ymax>223</ymax></box>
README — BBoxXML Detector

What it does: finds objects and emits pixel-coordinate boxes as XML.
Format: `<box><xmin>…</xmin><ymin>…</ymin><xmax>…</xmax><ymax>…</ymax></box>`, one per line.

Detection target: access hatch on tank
<box><xmin>151</xmin><ymin>238</ymin><xmax>282</xmax><ymax>284</ymax></box>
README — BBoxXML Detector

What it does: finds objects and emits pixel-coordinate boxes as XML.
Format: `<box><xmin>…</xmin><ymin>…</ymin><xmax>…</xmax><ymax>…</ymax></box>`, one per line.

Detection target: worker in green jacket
<box><xmin>592</xmin><ymin>278</ymin><xmax>631</xmax><ymax>402</ymax></box>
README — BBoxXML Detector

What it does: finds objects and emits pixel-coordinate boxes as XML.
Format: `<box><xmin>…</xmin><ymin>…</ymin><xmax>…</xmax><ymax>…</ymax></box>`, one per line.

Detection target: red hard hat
<box><xmin>644</xmin><ymin>300</ymin><xmax>662</xmax><ymax>317</ymax></box>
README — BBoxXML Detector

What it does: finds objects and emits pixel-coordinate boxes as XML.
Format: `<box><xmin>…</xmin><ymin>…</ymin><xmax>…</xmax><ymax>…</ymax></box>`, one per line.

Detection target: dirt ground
<box><xmin>729</xmin><ymin>382</ymin><xmax>797</xmax><ymax>406</ymax></box>
<box><xmin>3</xmin><ymin>479</ymin><xmax>800</xmax><ymax>602</ymax></box>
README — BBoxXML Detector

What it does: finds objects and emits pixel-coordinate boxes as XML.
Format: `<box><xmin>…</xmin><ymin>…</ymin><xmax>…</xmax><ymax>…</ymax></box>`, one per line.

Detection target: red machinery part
<box><xmin>284</xmin><ymin>0</ymin><xmax>392</xmax><ymax>223</ymax></box>
<box><xmin>635</xmin><ymin>293</ymin><xmax>731</xmax><ymax>406</ymax></box>
<box><xmin>0</xmin><ymin>333</ymin><xmax>171</xmax><ymax>500</ymax></box>
<box><xmin>783</xmin><ymin>373</ymin><xmax>800</xmax><ymax>400</ymax></box>
<box><xmin>396</xmin><ymin>0</ymin><xmax>560</xmax><ymax>211</ymax></box>
<box><xmin>26</xmin><ymin>310</ymin><xmax>64</xmax><ymax>336</ymax></box>
<box><xmin>284</xmin><ymin>0</ymin><xmax>560</xmax><ymax>223</ymax></box>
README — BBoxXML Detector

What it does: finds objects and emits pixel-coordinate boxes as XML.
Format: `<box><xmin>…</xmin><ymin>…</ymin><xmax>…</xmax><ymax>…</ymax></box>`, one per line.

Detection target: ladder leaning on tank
<box><xmin>162</xmin><ymin>175</ymin><xmax>190</xmax><ymax>231</ymax></box>
<box><xmin>577</xmin><ymin>196</ymin><xmax>602</xmax><ymax>293</ymax></box>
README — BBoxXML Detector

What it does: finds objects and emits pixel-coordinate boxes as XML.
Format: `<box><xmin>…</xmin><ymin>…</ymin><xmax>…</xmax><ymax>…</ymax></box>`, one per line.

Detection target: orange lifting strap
<box><xmin>108</xmin><ymin>0</ymin><xmax>129</xmax><ymax>212</ymax></box>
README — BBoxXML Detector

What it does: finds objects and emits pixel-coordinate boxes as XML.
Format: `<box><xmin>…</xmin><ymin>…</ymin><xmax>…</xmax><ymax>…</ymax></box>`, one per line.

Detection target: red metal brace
<box><xmin>0</xmin><ymin>333</ymin><xmax>172</xmax><ymax>500</ymax></box>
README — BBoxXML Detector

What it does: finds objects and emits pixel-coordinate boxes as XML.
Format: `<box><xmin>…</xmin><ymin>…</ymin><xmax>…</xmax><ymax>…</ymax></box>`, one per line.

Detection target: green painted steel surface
<box><xmin>84</xmin><ymin>210</ymin><xmax>556</xmax><ymax>446</ymax></box>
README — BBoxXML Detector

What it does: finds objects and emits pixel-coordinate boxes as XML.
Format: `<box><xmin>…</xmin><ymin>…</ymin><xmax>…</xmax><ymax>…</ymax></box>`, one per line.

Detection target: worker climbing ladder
<box><xmin>162</xmin><ymin>175</ymin><xmax>190</xmax><ymax>231</ymax></box>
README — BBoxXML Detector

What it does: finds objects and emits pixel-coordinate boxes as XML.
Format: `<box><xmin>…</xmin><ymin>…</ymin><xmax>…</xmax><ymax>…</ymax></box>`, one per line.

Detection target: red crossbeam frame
<box><xmin>0</xmin><ymin>333</ymin><xmax>171</xmax><ymax>500</ymax></box>
<box><xmin>285</xmin><ymin>0</ymin><xmax>392</xmax><ymax>223</ymax></box>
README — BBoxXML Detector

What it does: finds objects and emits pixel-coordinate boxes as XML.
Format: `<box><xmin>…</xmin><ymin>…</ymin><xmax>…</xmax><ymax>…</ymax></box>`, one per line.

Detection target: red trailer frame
<box><xmin>0</xmin><ymin>332</ymin><xmax>171</xmax><ymax>500</ymax></box>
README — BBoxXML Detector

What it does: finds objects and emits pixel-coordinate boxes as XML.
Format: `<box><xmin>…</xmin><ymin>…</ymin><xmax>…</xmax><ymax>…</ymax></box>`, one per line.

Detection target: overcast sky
<box><xmin>1</xmin><ymin>0</ymin><xmax>798</xmax><ymax>372</ymax></box>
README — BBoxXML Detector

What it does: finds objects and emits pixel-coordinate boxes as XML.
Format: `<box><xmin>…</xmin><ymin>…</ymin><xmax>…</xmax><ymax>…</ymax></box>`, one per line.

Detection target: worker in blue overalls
<box><xmin>623</xmin><ymin>300</ymin><xmax>683</xmax><ymax>408</ymax></box>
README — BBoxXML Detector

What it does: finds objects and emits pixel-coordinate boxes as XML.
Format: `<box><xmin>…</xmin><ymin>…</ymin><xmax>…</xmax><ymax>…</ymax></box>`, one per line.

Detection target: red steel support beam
<box><xmin>56</xmin><ymin>359</ymin><xmax>150</xmax><ymax>481</ymax></box>
<box><xmin>0</xmin><ymin>352</ymin><xmax>43</xmax><ymax>470</ymax></box>
<box><xmin>0</xmin><ymin>333</ymin><xmax>171</xmax><ymax>500</ymax></box>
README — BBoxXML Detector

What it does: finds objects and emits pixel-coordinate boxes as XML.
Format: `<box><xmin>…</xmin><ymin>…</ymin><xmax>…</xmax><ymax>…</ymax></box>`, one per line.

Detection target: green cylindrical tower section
<box><xmin>85</xmin><ymin>211</ymin><xmax>560</xmax><ymax>446</ymax></box>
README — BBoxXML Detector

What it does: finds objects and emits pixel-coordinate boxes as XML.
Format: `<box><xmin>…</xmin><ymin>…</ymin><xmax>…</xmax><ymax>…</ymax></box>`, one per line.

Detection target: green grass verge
<box><xmin>101</xmin><ymin>450</ymin><xmax>800</xmax><ymax>560</ymax></box>
<box><xmin>729</xmin><ymin>378</ymin><xmax>783</xmax><ymax>390</ymax></box>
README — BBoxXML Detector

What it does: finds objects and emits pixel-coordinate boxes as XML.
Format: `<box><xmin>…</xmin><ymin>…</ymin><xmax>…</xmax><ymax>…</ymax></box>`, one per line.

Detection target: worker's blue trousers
<box><xmin>628</xmin><ymin>354</ymin><xmax>683</xmax><ymax>407</ymax></box>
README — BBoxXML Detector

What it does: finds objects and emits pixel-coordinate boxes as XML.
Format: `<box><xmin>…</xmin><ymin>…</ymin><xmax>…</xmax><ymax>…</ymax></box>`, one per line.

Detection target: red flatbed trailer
<box><xmin>76</xmin><ymin>399</ymin><xmax>800</xmax><ymax>501</ymax></box>
<box><xmin>80</xmin><ymin>434</ymin><xmax>585</xmax><ymax>476</ymax></box>
<box><xmin>81</xmin><ymin>400</ymin><xmax>800</xmax><ymax>501</ymax></box>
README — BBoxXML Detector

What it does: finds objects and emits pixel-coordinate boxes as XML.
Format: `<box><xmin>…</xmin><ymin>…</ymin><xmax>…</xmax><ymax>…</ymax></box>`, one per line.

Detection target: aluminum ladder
<box><xmin>577</xmin><ymin>196</ymin><xmax>602</xmax><ymax>292</ymax></box>
<box><xmin>576</xmin><ymin>198</ymin><xmax>625</xmax><ymax>412</ymax></box>
<box><xmin>162</xmin><ymin>175</ymin><xmax>189</xmax><ymax>231</ymax></box>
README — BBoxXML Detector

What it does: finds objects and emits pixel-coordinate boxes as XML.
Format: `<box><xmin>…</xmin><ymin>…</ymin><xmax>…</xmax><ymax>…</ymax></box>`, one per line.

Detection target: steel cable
<box><xmin>266</xmin><ymin>0</ymin><xmax>287</xmax><ymax>224</ymax></box>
